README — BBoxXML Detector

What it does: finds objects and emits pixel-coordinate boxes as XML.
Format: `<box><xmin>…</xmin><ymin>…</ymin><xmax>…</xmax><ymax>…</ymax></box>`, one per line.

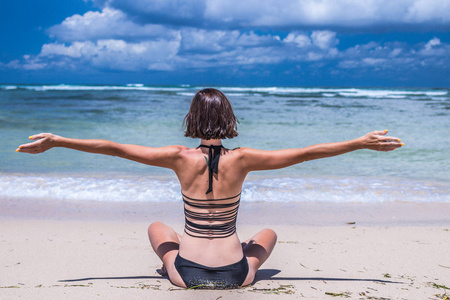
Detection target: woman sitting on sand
<box><xmin>16</xmin><ymin>88</ymin><xmax>403</xmax><ymax>289</ymax></box>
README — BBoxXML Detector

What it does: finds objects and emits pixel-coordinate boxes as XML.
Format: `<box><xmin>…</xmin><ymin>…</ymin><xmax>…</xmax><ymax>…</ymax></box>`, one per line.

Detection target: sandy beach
<box><xmin>1</xmin><ymin>198</ymin><xmax>449</xmax><ymax>299</ymax></box>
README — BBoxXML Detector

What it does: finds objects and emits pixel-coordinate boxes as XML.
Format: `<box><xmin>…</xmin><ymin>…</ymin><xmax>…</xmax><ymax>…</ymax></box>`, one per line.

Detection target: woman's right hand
<box><xmin>16</xmin><ymin>133</ymin><xmax>59</xmax><ymax>154</ymax></box>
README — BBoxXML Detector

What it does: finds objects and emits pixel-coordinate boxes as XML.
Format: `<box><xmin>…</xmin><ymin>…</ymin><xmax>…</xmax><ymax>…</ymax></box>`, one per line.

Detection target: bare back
<box><xmin>173</xmin><ymin>145</ymin><xmax>248</xmax><ymax>267</ymax></box>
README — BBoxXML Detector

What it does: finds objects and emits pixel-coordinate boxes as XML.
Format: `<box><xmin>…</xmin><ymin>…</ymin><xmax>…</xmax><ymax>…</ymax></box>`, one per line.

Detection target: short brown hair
<box><xmin>183</xmin><ymin>88</ymin><xmax>238</xmax><ymax>140</ymax></box>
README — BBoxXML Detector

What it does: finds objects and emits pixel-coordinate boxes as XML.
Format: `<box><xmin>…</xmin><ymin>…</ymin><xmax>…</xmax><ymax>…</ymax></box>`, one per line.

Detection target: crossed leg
<box><xmin>241</xmin><ymin>228</ymin><xmax>278</xmax><ymax>286</ymax></box>
<box><xmin>147</xmin><ymin>221</ymin><xmax>186</xmax><ymax>288</ymax></box>
<box><xmin>148</xmin><ymin>222</ymin><xmax>277</xmax><ymax>288</ymax></box>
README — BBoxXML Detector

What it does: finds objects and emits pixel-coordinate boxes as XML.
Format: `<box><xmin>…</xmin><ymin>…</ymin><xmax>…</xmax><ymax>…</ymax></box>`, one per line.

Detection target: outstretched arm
<box><xmin>240</xmin><ymin>130</ymin><xmax>403</xmax><ymax>172</ymax></box>
<box><xmin>16</xmin><ymin>133</ymin><xmax>185</xmax><ymax>169</ymax></box>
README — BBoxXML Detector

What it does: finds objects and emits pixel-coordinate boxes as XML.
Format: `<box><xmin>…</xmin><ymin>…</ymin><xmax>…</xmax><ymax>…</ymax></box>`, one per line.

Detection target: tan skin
<box><xmin>16</xmin><ymin>130</ymin><xmax>403</xmax><ymax>287</ymax></box>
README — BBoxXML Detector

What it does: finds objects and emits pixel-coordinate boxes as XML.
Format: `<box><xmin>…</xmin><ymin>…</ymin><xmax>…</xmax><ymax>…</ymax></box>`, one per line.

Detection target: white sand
<box><xmin>1</xmin><ymin>198</ymin><xmax>450</xmax><ymax>299</ymax></box>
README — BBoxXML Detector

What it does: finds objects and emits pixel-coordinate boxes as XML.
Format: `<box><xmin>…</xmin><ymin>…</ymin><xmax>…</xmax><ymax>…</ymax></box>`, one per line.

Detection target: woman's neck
<box><xmin>200</xmin><ymin>139</ymin><xmax>222</xmax><ymax>146</ymax></box>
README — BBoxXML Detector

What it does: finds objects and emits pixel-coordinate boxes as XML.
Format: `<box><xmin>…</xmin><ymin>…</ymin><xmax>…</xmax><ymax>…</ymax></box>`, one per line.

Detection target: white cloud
<box><xmin>424</xmin><ymin>37</ymin><xmax>441</xmax><ymax>51</ymax></box>
<box><xmin>283</xmin><ymin>31</ymin><xmax>340</xmax><ymax>50</ymax></box>
<box><xmin>48</xmin><ymin>7</ymin><xmax>177</xmax><ymax>42</ymax></box>
<box><xmin>362</xmin><ymin>58</ymin><xmax>387</xmax><ymax>66</ymax></box>
<box><xmin>310</xmin><ymin>31</ymin><xmax>338</xmax><ymax>50</ymax></box>
<box><xmin>14</xmin><ymin>23</ymin><xmax>448</xmax><ymax>74</ymax></box>
<box><xmin>35</xmin><ymin>39</ymin><xmax>181</xmax><ymax>71</ymax></box>
<box><xmin>180</xmin><ymin>29</ymin><xmax>232</xmax><ymax>53</ymax></box>
<box><xmin>336</xmin><ymin>37</ymin><xmax>450</xmax><ymax>72</ymax></box>
<box><xmin>389</xmin><ymin>48</ymin><xmax>403</xmax><ymax>58</ymax></box>
<box><xmin>41</xmin><ymin>42</ymin><xmax>85</xmax><ymax>58</ymax></box>
<box><xmin>337</xmin><ymin>60</ymin><xmax>359</xmax><ymax>69</ymax></box>
<box><xmin>4</xmin><ymin>0</ymin><xmax>449</xmax><ymax>78</ymax></box>
<box><xmin>406</xmin><ymin>0</ymin><xmax>450</xmax><ymax>23</ymax></box>
<box><xmin>233</xmin><ymin>31</ymin><xmax>281</xmax><ymax>47</ymax></box>
<box><xmin>98</xmin><ymin>0</ymin><xmax>450</xmax><ymax>29</ymax></box>
<box><xmin>6</xmin><ymin>58</ymin><xmax>47</xmax><ymax>71</ymax></box>
<box><xmin>180</xmin><ymin>29</ymin><xmax>281</xmax><ymax>54</ymax></box>
<box><xmin>307</xmin><ymin>52</ymin><xmax>324</xmax><ymax>61</ymax></box>
<box><xmin>420</xmin><ymin>37</ymin><xmax>449</xmax><ymax>57</ymax></box>
<box><xmin>284</xmin><ymin>33</ymin><xmax>311</xmax><ymax>48</ymax></box>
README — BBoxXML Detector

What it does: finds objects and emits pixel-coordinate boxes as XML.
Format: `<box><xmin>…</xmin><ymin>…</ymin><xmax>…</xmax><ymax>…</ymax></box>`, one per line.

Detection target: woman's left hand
<box><xmin>359</xmin><ymin>130</ymin><xmax>404</xmax><ymax>152</ymax></box>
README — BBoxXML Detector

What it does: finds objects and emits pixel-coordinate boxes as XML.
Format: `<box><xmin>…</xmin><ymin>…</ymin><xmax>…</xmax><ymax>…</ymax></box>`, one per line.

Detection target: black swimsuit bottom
<box><xmin>175</xmin><ymin>254</ymin><xmax>249</xmax><ymax>289</ymax></box>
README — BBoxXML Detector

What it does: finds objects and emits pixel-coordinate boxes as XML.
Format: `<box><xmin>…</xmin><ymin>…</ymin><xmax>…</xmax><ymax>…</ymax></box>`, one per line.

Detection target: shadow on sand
<box><xmin>59</xmin><ymin>268</ymin><xmax>403</xmax><ymax>285</ymax></box>
<box><xmin>254</xmin><ymin>269</ymin><xmax>404</xmax><ymax>284</ymax></box>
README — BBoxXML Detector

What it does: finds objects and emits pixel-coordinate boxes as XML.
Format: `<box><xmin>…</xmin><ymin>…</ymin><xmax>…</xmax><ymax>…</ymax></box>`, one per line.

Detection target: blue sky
<box><xmin>1</xmin><ymin>0</ymin><xmax>449</xmax><ymax>87</ymax></box>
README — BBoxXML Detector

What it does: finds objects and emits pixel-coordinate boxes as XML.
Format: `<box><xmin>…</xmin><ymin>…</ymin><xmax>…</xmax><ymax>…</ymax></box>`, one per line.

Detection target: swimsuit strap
<box><xmin>181</xmin><ymin>191</ymin><xmax>241</xmax><ymax>202</ymax></box>
<box><xmin>181</xmin><ymin>192</ymin><xmax>242</xmax><ymax>239</ymax></box>
<box><xmin>198</xmin><ymin>144</ymin><xmax>224</xmax><ymax>194</ymax></box>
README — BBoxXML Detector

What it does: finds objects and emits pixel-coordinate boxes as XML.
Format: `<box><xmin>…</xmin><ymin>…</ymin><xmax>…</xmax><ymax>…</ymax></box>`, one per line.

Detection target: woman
<box><xmin>16</xmin><ymin>88</ymin><xmax>403</xmax><ymax>289</ymax></box>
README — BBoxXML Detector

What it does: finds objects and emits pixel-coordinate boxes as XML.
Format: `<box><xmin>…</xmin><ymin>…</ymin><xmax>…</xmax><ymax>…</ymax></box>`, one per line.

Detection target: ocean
<box><xmin>1</xmin><ymin>84</ymin><xmax>449</xmax><ymax>203</ymax></box>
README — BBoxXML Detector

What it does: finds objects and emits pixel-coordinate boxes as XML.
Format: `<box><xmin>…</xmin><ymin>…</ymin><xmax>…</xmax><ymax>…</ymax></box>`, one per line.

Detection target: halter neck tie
<box><xmin>198</xmin><ymin>144</ymin><xmax>223</xmax><ymax>194</ymax></box>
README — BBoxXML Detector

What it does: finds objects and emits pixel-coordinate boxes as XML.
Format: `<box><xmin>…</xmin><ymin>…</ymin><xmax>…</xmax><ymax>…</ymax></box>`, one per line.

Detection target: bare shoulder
<box><xmin>224</xmin><ymin>147</ymin><xmax>257</xmax><ymax>163</ymax></box>
<box><xmin>233</xmin><ymin>147</ymin><xmax>264</xmax><ymax>156</ymax></box>
<box><xmin>146</xmin><ymin>144</ymin><xmax>189</xmax><ymax>155</ymax></box>
<box><xmin>230</xmin><ymin>146</ymin><xmax>298</xmax><ymax>171</ymax></box>
<box><xmin>174</xmin><ymin>145</ymin><xmax>205</xmax><ymax>161</ymax></box>
<box><xmin>164</xmin><ymin>145</ymin><xmax>191</xmax><ymax>158</ymax></box>
<box><xmin>224</xmin><ymin>146</ymin><xmax>248</xmax><ymax>157</ymax></box>
<box><xmin>176</xmin><ymin>145</ymin><xmax>197</xmax><ymax>154</ymax></box>
<box><xmin>166</xmin><ymin>145</ymin><xmax>190</xmax><ymax>152</ymax></box>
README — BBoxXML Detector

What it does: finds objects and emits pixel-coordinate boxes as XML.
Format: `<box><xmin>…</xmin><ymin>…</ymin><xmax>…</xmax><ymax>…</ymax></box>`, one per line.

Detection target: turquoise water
<box><xmin>1</xmin><ymin>84</ymin><xmax>449</xmax><ymax>203</ymax></box>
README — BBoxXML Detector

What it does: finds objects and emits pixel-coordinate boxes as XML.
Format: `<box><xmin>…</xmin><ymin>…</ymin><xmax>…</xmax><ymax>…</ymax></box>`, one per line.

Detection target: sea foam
<box><xmin>1</xmin><ymin>173</ymin><xmax>448</xmax><ymax>204</ymax></box>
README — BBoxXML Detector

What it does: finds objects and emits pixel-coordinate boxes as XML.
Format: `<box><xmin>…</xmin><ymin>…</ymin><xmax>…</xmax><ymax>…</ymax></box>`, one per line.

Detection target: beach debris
<box><xmin>249</xmin><ymin>284</ymin><xmax>295</xmax><ymax>295</ymax></box>
<box><xmin>439</xmin><ymin>264</ymin><xmax>450</xmax><ymax>269</ymax></box>
<box><xmin>300</xmin><ymin>263</ymin><xmax>309</xmax><ymax>269</ymax></box>
<box><xmin>433</xmin><ymin>290</ymin><xmax>450</xmax><ymax>300</ymax></box>
<box><xmin>429</xmin><ymin>282</ymin><xmax>450</xmax><ymax>290</ymax></box>
<box><xmin>346</xmin><ymin>222</ymin><xmax>356</xmax><ymax>225</ymax></box>
<box><xmin>398</xmin><ymin>274</ymin><xmax>416</xmax><ymax>286</ymax></box>
<box><xmin>429</xmin><ymin>282</ymin><xmax>450</xmax><ymax>300</ymax></box>
<box><xmin>358</xmin><ymin>292</ymin><xmax>392</xmax><ymax>299</ymax></box>
<box><xmin>325</xmin><ymin>291</ymin><xmax>351</xmax><ymax>297</ymax></box>
<box><xmin>111</xmin><ymin>283</ymin><xmax>160</xmax><ymax>290</ymax></box>
<box><xmin>383</xmin><ymin>273</ymin><xmax>391</xmax><ymax>278</ymax></box>
<box><xmin>0</xmin><ymin>286</ymin><xmax>20</xmax><ymax>289</ymax></box>
<box><xmin>186</xmin><ymin>284</ymin><xmax>208</xmax><ymax>289</ymax></box>
<box><xmin>63</xmin><ymin>283</ymin><xmax>93</xmax><ymax>288</ymax></box>
<box><xmin>167</xmin><ymin>287</ymin><xmax>185</xmax><ymax>291</ymax></box>
<box><xmin>183</xmin><ymin>279</ymin><xmax>242</xmax><ymax>289</ymax></box>
<box><xmin>141</xmin><ymin>284</ymin><xmax>160</xmax><ymax>290</ymax></box>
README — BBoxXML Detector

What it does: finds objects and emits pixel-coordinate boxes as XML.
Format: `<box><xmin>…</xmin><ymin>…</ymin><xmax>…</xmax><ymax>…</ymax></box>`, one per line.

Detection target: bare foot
<box><xmin>157</xmin><ymin>264</ymin><xmax>168</xmax><ymax>276</ymax></box>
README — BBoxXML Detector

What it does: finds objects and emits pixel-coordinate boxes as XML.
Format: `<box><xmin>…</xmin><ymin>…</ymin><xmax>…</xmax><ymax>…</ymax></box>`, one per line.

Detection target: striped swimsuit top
<box><xmin>181</xmin><ymin>144</ymin><xmax>241</xmax><ymax>239</ymax></box>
